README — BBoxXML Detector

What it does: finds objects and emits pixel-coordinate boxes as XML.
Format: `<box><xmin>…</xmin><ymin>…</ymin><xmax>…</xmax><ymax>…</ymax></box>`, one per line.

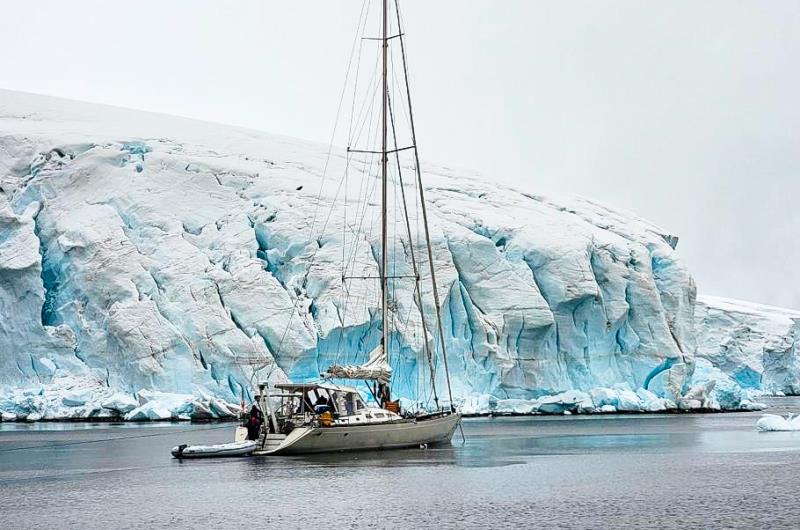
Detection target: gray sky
<box><xmin>2</xmin><ymin>0</ymin><xmax>798</xmax><ymax>309</ymax></box>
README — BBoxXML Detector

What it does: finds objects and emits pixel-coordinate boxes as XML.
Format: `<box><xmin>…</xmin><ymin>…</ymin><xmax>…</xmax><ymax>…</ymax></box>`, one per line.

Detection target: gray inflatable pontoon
<box><xmin>171</xmin><ymin>440</ymin><xmax>256</xmax><ymax>459</ymax></box>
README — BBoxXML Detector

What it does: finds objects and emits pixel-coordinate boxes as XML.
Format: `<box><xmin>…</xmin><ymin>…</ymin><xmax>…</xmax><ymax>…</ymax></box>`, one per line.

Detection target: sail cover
<box><xmin>325</xmin><ymin>345</ymin><xmax>392</xmax><ymax>383</ymax></box>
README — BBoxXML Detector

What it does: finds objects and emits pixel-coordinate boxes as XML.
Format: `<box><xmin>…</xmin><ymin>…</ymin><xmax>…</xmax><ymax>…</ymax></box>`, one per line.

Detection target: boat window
<box><xmin>301</xmin><ymin>391</ymin><xmax>314</xmax><ymax>412</ymax></box>
<box><xmin>343</xmin><ymin>393</ymin><xmax>355</xmax><ymax>415</ymax></box>
<box><xmin>354</xmin><ymin>396</ymin><xmax>366</xmax><ymax>411</ymax></box>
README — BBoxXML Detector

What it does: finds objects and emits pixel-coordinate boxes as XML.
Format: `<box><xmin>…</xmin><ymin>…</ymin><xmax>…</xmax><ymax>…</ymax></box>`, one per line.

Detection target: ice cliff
<box><xmin>0</xmin><ymin>90</ymin><xmax>794</xmax><ymax>420</ymax></box>
<box><xmin>694</xmin><ymin>296</ymin><xmax>800</xmax><ymax>399</ymax></box>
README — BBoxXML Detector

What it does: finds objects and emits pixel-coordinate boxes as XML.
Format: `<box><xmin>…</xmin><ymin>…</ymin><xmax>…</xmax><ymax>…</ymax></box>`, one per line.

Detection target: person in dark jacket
<box><xmin>247</xmin><ymin>404</ymin><xmax>262</xmax><ymax>440</ymax></box>
<box><xmin>314</xmin><ymin>394</ymin><xmax>331</xmax><ymax>414</ymax></box>
<box><xmin>378</xmin><ymin>383</ymin><xmax>391</xmax><ymax>408</ymax></box>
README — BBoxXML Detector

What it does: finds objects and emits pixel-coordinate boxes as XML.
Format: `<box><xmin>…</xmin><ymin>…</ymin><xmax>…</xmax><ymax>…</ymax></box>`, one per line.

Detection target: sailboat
<box><xmin>250</xmin><ymin>0</ymin><xmax>461</xmax><ymax>455</ymax></box>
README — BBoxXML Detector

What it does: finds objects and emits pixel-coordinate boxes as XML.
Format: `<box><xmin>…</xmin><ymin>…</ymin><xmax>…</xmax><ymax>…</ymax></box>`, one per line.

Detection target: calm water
<box><xmin>3</xmin><ymin>398</ymin><xmax>800</xmax><ymax>529</ymax></box>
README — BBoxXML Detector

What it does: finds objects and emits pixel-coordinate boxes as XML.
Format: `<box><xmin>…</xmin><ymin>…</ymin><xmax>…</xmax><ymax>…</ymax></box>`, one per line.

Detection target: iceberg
<box><xmin>756</xmin><ymin>414</ymin><xmax>800</xmax><ymax>432</ymax></box>
<box><xmin>0</xmin><ymin>89</ymin><xmax>795</xmax><ymax>419</ymax></box>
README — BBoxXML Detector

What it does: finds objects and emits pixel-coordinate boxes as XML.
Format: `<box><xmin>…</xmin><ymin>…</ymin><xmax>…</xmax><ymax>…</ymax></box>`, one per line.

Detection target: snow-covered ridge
<box><xmin>0</xmin><ymin>90</ymin><xmax>793</xmax><ymax>420</ymax></box>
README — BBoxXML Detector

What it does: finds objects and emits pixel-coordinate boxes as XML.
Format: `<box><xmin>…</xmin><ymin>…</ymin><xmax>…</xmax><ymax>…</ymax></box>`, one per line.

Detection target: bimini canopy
<box><xmin>324</xmin><ymin>344</ymin><xmax>392</xmax><ymax>383</ymax></box>
<box><xmin>273</xmin><ymin>381</ymin><xmax>360</xmax><ymax>394</ymax></box>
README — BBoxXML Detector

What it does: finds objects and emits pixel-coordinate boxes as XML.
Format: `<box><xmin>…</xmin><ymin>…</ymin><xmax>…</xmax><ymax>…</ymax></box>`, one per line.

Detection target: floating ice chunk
<box><xmin>1</xmin><ymin>411</ymin><xmax>16</xmax><ymax>421</ymax></box>
<box><xmin>756</xmin><ymin>413</ymin><xmax>800</xmax><ymax>432</ymax></box>
<box><xmin>598</xmin><ymin>404</ymin><xmax>617</xmax><ymax>413</ymax></box>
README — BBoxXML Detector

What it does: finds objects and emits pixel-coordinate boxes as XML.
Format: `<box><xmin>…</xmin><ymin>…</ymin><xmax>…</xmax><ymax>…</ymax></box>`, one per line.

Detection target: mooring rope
<box><xmin>0</xmin><ymin>422</ymin><xmax>235</xmax><ymax>454</ymax></box>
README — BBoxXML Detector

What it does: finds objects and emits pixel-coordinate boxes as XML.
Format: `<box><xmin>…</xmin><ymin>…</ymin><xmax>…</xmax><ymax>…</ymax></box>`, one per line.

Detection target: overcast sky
<box><xmin>2</xmin><ymin>0</ymin><xmax>798</xmax><ymax>309</ymax></box>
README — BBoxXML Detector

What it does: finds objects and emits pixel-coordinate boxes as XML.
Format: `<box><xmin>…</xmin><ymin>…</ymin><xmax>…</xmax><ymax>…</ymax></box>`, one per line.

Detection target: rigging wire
<box><xmin>386</xmin><ymin>83</ymin><xmax>439</xmax><ymax>407</ymax></box>
<box><xmin>248</xmin><ymin>1</ymin><xmax>376</xmax><ymax>393</ymax></box>
<box><xmin>330</xmin><ymin>62</ymin><xmax>384</xmax><ymax>371</ymax></box>
<box><xmin>394</xmin><ymin>0</ymin><xmax>455</xmax><ymax>409</ymax></box>
<box><xmin>307</xmin><ymin>0</ymin><xmax>369</xmax><ymax>242</ymax></box>
<box><xmin>266</xmin><ymin>1</ymin><xmax>371</xmax><ymax>377</ymax></box>
<box><xmin>348</xmin><ymin>1</ymin><xmax>371</xmax><ymax>143</ymax></box>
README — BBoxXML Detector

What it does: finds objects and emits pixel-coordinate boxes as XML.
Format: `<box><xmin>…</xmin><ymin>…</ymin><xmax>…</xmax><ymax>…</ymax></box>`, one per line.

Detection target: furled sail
<box><xmin>325</xmin><ymin>344</ymin><xmax>392</xmax><ymax>383</ymax></box>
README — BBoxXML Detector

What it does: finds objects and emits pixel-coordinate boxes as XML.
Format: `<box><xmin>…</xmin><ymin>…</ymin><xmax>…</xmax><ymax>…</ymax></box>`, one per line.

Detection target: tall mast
<box><xmin>394</xmin><ymin>0</ymin><xmax>455</xmax><ymax>408</ymax></box>
<box><xmin>380</xmin><ymin>0</ymin><xmax>389</xmax><ymax>356</ymax></box>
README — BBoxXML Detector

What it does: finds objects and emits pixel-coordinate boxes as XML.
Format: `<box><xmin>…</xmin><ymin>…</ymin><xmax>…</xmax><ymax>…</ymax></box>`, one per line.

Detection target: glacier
<box><xmin>693</xmin><ymin>295</ymin><xmax>800</xmax><ymax>407</ymax></box>
<box><xmin>0</xmin><ymin>89</ymin><xmax>796</xmax><ymax>420</ymax></box>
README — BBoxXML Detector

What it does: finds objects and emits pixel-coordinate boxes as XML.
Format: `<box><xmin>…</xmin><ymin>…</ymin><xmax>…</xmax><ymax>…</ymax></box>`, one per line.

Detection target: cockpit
<box><xmin>272</xmin><ymin>383</ymin><xmax>368</xmax><ymax>418</ymax></box>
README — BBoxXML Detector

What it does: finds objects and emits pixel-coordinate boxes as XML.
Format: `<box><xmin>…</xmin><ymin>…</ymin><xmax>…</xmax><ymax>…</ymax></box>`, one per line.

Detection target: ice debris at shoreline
<box><xmin>460</xmin><ymin>379</ymin><xmax>765</xmax><ymax>416</ymax></box>
<box><xmin>0</xmin><ymin>369</ymin><xmax>768</xmax><ymax>422</ymax></box>
<box><xmin>0</xmin><ymin>376</ymin><xmax>241</xmax><ymax>421</ymax></box>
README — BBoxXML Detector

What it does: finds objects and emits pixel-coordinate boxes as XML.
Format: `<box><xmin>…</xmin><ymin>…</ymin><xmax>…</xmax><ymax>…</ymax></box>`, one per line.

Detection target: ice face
<box><xmin>0</xmin><ymin>197</ymin><xmax>84</xmax><ymax>388</ymax></box>
<box><xmin>0</xmin><ymin>90</ymin><xmax>789</xmax><ymax>419</ymax></box>
<box><xmin>695</xmin><ymin>295</ymin><xmax>800</xmax><ymax>395</ymax></box>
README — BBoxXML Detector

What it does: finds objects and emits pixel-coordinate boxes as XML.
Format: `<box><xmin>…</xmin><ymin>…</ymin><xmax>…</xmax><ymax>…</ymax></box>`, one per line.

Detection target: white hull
<box><xmin>254</xmin><ymin>412</ymin><xmax>461</xmax><ymax>455</ymax></box>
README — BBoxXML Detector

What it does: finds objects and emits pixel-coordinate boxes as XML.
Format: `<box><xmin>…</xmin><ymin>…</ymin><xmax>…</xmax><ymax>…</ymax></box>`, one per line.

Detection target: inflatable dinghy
<box><xmin>171</xmin><ymin>440</ymin><xmax>256</xmax><ymax>459</ymax></box>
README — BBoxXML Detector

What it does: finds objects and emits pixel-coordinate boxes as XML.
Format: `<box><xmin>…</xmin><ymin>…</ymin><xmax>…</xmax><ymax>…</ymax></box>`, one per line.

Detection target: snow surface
<box><xmin>0</xmin><ymin>90</ymin><xmax>793</xmax><ymax>420</ymax></box>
